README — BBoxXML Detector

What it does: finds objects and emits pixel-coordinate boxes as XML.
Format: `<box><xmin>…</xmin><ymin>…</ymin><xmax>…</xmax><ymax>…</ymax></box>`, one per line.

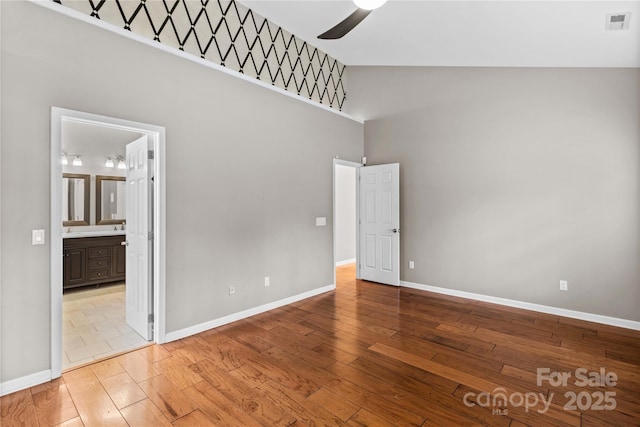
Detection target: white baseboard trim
<box><xmin>0</xmin><ymin>369</ymin><xmax>52</xmax><ymax>397</ymax></box>
<box><xmin>336</xmin><ymin>258</ymin><xmax>356</xmax><ymax>267</ymax></box>
<box><xmin>164</xmin><ymin>284</ymin><xmax>336</xmax><ymax>342</ymax></box>
<box><xmin>401</xmin><ymin>281</ymin><xmax>640</xmax><ymax>331</ymax></box>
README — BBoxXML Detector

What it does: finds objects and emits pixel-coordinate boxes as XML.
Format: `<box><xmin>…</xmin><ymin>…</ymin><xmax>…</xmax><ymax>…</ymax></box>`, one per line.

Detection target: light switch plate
<box><xmin>32</xmin><ymin>229</ymin><xmax>45</xmax><ymax>245</ymax></box>
<box><xmin>316</xmin><ymin>217</ymin><xmax>326</xmax><ymax>226</ymax></box>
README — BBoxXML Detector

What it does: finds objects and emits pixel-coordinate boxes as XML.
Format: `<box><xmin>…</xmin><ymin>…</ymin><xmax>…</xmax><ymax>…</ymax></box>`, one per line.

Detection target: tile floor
<box><xmin>63</xmin><ymin>283</ymin><xmax>149</xmax><ymax>370</ymax></box>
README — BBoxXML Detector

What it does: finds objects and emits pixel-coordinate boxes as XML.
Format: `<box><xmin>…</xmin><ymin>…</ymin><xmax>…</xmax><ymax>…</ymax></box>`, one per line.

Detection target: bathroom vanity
<box><xmin>63</xmin><ymin>234</ymin><xmax>126</xmax><ymax>290</ymax></box>
<box><xmin>61</xmin><ymin>172</ymin><xmax>127</xmax><ymax>290</ymax></box>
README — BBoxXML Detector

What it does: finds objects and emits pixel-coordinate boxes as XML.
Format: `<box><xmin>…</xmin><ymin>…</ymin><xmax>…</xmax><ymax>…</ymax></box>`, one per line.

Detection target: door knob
<box><xmin>121</xmin><ymin>241</ymin><xmax>128</xmax><ymax>246</ymax></box>
<box><xmin>392</xmin><ymin>228</ymin><xmax>400</xmax><ymax>233</ymax></box>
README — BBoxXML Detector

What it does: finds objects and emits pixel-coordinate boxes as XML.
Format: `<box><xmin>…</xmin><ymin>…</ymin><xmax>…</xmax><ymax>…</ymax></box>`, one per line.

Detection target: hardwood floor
<box><xmin>2</xmin><ymin>264</ymin><xmax>639</xmax><ymax>426</ymax></box>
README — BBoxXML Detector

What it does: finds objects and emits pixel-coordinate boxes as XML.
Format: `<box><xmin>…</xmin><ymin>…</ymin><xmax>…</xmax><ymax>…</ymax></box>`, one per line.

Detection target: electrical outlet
<box><xmin>559</xmin><ymin>280</ymin><xmax>568</xmax><ymax>291</ymax></box>
<box><xmin>264</xmin><ymin>276</ymin><xmax>270</xmax><ymax>287</ymax></box>
<box><xmin>409</xmin><ymin>260</ymin><xmax>415</xmax><ymax>269</ymax></box>
<box><xmin>229</xmin><ymin>286</ymin><xmax>236</xmax><ymax>295</ymax></box>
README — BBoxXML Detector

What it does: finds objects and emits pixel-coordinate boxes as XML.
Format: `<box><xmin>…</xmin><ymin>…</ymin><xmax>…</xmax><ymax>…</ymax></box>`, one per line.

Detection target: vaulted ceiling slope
<box><xmin>240</xmin><ymin>1</ymin><xmax>640</xmax><ymax>68</ymax></box>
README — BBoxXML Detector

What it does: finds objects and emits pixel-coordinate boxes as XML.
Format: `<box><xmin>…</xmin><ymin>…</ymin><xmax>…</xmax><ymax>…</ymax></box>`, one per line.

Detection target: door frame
<box><xmin>332</xmin><ymin>158</ymin><xmax>362</xmax><ymax>286</ymax></box>
<box><xmin>50</xmin><ymin>107</ymin><xmax>166</xmax><ymax>378</ymax></box>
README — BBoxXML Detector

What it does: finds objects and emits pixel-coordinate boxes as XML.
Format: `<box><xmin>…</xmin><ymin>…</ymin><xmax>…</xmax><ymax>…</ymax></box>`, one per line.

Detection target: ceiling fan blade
<box><xmin>318</xmin><ymin>8</ymin><xmax>372</xmax><ymax>40</ymax></box>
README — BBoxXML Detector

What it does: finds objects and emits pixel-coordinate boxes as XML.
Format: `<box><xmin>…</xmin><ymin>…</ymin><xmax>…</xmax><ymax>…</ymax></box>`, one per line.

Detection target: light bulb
<box><xmin>354</xmin><ymin>0</ymin><xmax>387</xmax><ymax>10</ymax></box>
<box><xmin>61</xmin><ymin>155</ymin><xmax>68</xmax><ymax>165</ymax></box>
<box><xmin>105</xmin><ymin>158</ymin><xmax>115</xmax><ymax>168</ymax></box>
<box><xmin>117</xmin><ymin>158</ymin><xmax>126</xmax><ymax>170</ymax></box>
<box><xmin>72</xmin><ymin>156</ymin><xmax>83</xmax><ymax>166</ymax></box>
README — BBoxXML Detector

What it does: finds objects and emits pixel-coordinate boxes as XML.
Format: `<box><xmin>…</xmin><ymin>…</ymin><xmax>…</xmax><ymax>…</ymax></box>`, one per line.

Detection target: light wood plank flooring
<box><xmin>2</xmin><ymin>264</ymin><xmax>639</xmax><ymax>426</ymax></box>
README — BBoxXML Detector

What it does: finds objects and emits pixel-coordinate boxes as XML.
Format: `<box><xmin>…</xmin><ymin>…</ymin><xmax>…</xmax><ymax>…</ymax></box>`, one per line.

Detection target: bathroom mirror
<box><xmin>96</xmin><ymin>175</ymin><xmax>126</xmax><ymax>225</ymax></box>
<box><xmin>62</xmin><ymin>173</ymin><xmax>90</xmax><ymax>226</ymax></box>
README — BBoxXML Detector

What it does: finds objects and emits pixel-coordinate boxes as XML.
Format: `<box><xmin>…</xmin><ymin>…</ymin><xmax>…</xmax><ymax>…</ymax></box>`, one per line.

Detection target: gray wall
<box><xmin>0</xmin><ymin>1</ymin><xmax>362</xmax><ymax>383</ymax></box>
<box><xmin>335</xmin><ymin>165</ymin><xmax>356</xmax><ymax>263</ymax></box>
<box><xmin>346</xmin><ymin>66</ymin><xmax>640</xmax><ymax>321</ymax></box>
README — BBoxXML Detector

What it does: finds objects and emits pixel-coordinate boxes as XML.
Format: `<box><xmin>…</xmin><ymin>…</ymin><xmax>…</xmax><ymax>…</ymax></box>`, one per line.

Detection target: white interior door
<box><xmin>125</xmin><ymin>135</ymin><xmax>153</xmax><ymax>340</ymax></box>
<box><xmin>359</xmin><ymin>163</ymin><xmax>400</xmax><ymax>286</ymax></box>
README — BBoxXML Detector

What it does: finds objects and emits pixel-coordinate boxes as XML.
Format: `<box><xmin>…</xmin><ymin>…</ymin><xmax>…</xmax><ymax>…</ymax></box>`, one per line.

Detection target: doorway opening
<box><xmin>333</xmin><ymin>159</ymin><xmax>360</xmax><ymax>287</ymax></box>
<box><xmin>334</xmin><ymin>160</ymin><xmax>401</xmax><ymax>289</ymax></box>
<box><xmin>61</xmin><ymin>122</ymin><xmax>145</xmax><ymax>370</ymax></box>
<box><xmin>51</xmin><ymin>108</ymin><xmax>166</xmax><ymax>378</ymax></box>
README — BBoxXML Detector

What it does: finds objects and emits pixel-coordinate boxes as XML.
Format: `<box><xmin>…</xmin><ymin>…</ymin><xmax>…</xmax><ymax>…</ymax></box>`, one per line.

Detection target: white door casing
<box><xmin>126</xmin><ymin>135</ymin><xmax>153</xmax><ymax>340</ymax></box>
<box><xmin>358</xmin><ymin>163</ymin><xmax>400</xmax><ymax>286</ymax></box>
<box><xmin>50</xmin><ymin>107</ymin><xmax>165</xmax><ymax>382</ymax></box>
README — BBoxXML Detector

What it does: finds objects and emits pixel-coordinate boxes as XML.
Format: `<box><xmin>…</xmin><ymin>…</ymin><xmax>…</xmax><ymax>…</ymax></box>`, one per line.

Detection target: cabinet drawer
<box><xmin>88</xmin><ymin>257</ymin><xmax>111</xmax><ymax>269</ymax></box>
<box><xmin>88</xmin><ymin>246</ymin><xmax>111</xmax><ymax>258</ymax></box>
<box><xmin>88</xmin><ymin>269</ymin><xmax>110</xmax><ymax>281</ymax></box>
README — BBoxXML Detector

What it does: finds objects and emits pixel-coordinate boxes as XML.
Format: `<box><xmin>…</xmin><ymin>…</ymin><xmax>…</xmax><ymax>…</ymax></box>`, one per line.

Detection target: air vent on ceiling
<box><xmin>605</xmin><ymin>12</ymin><xmax>631</xmax><ymax>30</ymax></box>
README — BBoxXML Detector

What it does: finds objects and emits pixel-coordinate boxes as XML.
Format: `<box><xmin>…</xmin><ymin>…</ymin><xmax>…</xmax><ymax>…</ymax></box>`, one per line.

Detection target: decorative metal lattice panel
<box><xmin>52</xmin><ymin>0</ymin><xmax>346</xmax><ymax>110</ymax></box>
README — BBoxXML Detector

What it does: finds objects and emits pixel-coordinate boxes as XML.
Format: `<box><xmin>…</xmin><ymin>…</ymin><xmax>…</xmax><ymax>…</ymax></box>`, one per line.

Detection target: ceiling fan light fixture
<box><xmin>319</xmin><ymin>0</ymin><xmax>384</xmax><ymax>39</ymax></box>
<box><xmin>353</xmin><ymin>0</ymin><xmax>387</xmax><ymax>10</ymax></box>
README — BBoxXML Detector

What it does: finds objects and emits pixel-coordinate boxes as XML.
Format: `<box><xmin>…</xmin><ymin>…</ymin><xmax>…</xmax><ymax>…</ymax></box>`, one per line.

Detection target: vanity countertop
<box><xmin>63</xmin><ymin>230</ymin><xmax>126</xmax><ymax>239</ymax></box>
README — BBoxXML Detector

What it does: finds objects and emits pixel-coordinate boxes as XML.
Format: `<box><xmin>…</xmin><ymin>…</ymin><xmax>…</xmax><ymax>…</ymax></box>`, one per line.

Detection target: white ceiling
<box><xmin>240</xmin><ymin>1</ymin><xmax>640</xmax><ymax>67</ymax></box>
<box><xmin>62</xmin><ymin>121</ymin><xmax>142</xmax><ymax>157</ymax></box>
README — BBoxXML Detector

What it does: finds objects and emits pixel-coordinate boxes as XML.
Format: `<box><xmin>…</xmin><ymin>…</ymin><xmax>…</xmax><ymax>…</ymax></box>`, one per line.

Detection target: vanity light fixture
<box><xmin>63</xmin><ymin>152</ymin><xmax>83</xmax><ymax>166</ymax></box>
<box><xmin>105</xmin><ymin>156</ymin><xmax>126</xmax><ymax>169</ymax></box>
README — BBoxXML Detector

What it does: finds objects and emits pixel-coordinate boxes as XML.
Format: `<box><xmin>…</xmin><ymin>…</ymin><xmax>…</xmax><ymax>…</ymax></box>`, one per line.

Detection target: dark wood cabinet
<box><xmin>112</xmin><ymin>244</ymin><xmax>126</xmax><ymax>278</ymax></box>
<box><xmin>63</xmin><ymin>235</ymin><xmax>126</xmax><ymax>290</ymax></box>
<box><xmin>63</xmin><ymin>247</ymin><xmax>86</xmax><ymax>288</ymax></box>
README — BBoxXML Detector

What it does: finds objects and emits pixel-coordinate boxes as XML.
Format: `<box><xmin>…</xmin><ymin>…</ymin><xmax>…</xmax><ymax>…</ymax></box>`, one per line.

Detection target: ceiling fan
<box><xmin>317</xmin><ymin>0</ymin><xmax>388</xmax><ymax>40</ymax></box>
